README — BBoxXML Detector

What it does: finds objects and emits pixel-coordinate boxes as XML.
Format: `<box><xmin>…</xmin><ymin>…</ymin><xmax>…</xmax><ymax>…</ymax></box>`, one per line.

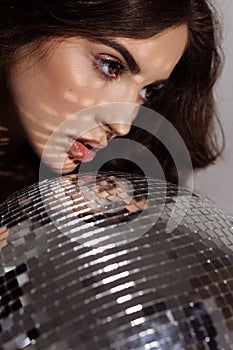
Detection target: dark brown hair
<box><xmin>0</xmin><ymin>0</ymin><xmax>223</xmax><ymax>183</ymax></box>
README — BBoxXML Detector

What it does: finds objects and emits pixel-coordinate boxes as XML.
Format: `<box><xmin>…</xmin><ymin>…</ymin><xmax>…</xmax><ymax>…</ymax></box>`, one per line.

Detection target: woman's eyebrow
<box><xmin>93</xmin><ymin>38</ymin><xmax>141</xmax><ymax>74</ymax></box>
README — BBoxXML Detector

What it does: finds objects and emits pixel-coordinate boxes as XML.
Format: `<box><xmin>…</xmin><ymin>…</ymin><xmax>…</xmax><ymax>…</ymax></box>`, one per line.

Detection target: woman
<box><xmin>0</xmin><ymin>0</ymin><xmax>223</xmax><ymax>202</ymax></box>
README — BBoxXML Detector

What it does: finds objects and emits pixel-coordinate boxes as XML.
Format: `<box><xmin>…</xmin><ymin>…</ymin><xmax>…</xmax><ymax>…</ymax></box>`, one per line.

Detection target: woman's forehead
<box><xmin>114</xmin><ymin>25</ymin><xmax>188</xmax><ymax>82</ymax></box>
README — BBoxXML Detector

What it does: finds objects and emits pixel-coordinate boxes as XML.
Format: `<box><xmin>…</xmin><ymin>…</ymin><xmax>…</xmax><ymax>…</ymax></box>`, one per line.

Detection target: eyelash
<box><xmin>93</xmin><ymin>54</ymin><xmax>167</xmax><ymax>102</ymax></box>
<box><xmin>139</xmin><ymin>83</ymin><xmax>166</xmax><ymax>103</ymax></box>
<box><xmin>93</xmin><ymin>55</ymin><xmax>127</xmax><ymax>81</ymax></box>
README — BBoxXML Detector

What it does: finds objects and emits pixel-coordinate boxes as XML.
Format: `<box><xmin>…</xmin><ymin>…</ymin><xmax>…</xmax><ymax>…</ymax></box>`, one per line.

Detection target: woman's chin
<box><xmin>61</xmin><ymin>159</ymin><xmax>80</xmax><ymax>174</ymax></box>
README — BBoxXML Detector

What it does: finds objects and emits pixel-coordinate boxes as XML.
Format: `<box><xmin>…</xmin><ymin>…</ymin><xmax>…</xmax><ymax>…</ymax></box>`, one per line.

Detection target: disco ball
<box><xmin>1</xmin><ymin>172</ymin><xmax>233</xmax><ymax>350</ymax></box>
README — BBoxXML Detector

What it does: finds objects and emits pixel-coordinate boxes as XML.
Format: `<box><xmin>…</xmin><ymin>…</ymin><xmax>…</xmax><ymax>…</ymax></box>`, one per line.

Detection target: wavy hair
<box><xmin>0</xmin><ymin>0</ymin><xmax>223</xmax><ymax>183</ymax></box>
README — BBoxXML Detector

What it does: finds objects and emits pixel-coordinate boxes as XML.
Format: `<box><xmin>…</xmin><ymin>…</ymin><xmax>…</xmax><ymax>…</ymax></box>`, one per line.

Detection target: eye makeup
<box><xmin>92</xmin><ymin>54</ymin><xmax>128</xmax><ymax>81</ymax></box>
<box><xmin>139</xmin><ymin>80</ymin><xmax>168</xmax><ymax>102</ymax></box>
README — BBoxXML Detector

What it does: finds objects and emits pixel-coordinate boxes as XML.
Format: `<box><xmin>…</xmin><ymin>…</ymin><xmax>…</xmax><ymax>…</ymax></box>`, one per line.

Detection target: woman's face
<box><xmin>9</xmin><ymin>25</ymin><xmax>188</xmax><ymax>173</ymax></box>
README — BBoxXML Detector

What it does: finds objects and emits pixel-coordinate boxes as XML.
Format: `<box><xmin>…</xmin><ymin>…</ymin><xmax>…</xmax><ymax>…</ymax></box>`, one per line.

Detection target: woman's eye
<box><xmin>139</xmin><ymin>84</ymin><xmax>165</xmax><ymax>102</ymax></box>
<box><xmin>96</xmin><ymin>58</ymin><xmax>125</xmax><ymax>80</ymax></box>
<box><xmin>139</xmin><ymin>87</ymin><xmax>153</xmax><ymax>101</ymax></box>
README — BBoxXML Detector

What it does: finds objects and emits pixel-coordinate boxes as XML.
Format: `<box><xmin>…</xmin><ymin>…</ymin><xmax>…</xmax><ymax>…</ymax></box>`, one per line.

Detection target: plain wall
<box><xmin>188</xmin><ymin>0</ymin><xmax>233</xmax><ymax>213</ymax></box>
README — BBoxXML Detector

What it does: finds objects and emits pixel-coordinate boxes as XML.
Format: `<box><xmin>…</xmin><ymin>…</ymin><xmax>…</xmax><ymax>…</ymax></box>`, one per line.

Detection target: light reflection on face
<box><xmin>9</xmin><ymin>25</ymin><xmax>188</xmax><ymax>173</ymax></box>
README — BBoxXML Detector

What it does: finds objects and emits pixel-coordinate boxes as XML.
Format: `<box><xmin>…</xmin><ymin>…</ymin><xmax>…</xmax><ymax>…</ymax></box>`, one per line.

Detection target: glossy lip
<box><xmin>67</xmin><ymin>136</ymin><xmax>109</xmax><ymax>164</ymax></box>
<box><xmin>68</xmin><ymin>135</ymin><xmax>108</xmax><ymax>150</ymax></box>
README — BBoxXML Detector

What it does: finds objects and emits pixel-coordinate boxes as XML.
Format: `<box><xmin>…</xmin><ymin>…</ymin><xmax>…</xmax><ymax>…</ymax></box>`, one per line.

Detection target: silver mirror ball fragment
<box><xmin>1</xmin><ymin>172</ymin><xmax>233</xmax><ymax>350</ymax></box>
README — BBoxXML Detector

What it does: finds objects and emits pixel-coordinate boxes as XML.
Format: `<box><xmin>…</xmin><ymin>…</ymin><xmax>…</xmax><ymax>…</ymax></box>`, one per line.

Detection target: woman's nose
<box><xmin>109</xmin><ymin>122</ymin><xmax>132</xmax><ymax>137</ymax></box>
<box><xmin>95</xmin><ymin>98</ymin><xmax>141</xmax><ymax>137</ymax></box>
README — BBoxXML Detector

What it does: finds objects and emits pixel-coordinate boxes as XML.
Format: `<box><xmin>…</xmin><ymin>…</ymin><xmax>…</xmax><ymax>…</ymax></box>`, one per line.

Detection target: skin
<box><xmin>6</xmin><ymin>25</ymin><xmax>188</xmax><ymax>174</ymax></box>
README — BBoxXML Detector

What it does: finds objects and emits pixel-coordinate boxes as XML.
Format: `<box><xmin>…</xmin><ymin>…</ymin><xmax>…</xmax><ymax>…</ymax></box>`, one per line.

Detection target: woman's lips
<box><xmin>68</xmin><ymin>136</ymin><xmax>96</xmax><ymax>162</ymax></box>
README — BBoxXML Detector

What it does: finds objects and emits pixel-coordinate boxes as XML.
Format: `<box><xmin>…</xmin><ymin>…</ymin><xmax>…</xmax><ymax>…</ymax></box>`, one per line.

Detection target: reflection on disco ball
<box><xmin>1</xmin><ymin>172</ymin><xmax>233</xmax><ymax>350</ymax></box>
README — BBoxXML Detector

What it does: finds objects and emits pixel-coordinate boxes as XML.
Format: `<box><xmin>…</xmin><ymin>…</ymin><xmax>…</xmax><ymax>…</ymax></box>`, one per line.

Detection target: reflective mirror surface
<box><xmin>1</xmin><ymin>173</ymin><xmax>233</xmax><ymax>349</ymax></box>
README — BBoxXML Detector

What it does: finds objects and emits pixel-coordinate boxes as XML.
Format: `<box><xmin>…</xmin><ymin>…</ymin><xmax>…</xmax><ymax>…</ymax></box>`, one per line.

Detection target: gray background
<box><xmin>187</xmin><ymin>0</ymin><xmax>233</xmax><ymax>213</ymax></box>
